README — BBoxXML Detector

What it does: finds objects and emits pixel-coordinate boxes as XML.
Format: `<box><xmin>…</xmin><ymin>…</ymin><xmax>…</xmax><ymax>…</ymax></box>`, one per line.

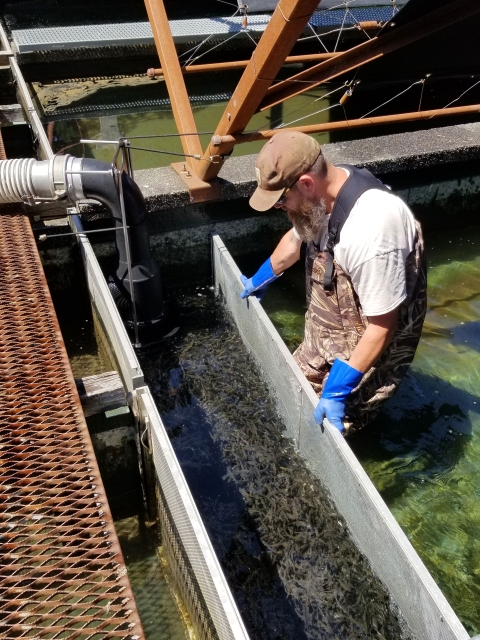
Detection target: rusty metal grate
<box><xmin>0</xmin><ymin>128</ymin><xmax>6</xmax><ymax>161</ymax></box>
<box><xmin>0</xmin><ymin>208</ymin><xmax>145</xmax><ymax>640</ymax></box>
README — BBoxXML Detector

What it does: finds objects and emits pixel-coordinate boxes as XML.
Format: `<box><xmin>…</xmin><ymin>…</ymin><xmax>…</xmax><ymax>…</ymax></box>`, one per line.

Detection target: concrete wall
<box><xmin>128</xmin><ymin>122</ymin><xmax>480</xmax><ymax>264</ymax></box>
<box><xmin>46</xmin><ymin>121</ymin><xmax>480</xmax><ymax>266</ymax></box>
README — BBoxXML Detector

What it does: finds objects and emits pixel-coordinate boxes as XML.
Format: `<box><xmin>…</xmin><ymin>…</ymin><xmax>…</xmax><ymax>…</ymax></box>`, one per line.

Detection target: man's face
<box><xmin>286</xmin><ymin>197</ymin><xmax>327</xmax><ymax>242</ymax></box>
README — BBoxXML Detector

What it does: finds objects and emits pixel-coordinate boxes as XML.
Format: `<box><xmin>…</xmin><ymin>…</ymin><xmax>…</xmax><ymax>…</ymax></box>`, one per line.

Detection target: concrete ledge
<box><xmin>136</xmin><ymin>122</ymin><xmax>480</xmax><ymax>211</ymax></box>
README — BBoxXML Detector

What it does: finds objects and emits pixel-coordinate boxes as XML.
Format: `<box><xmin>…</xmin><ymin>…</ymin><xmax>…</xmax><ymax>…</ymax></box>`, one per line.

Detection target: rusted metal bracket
<box><xmin>196</xmin><ymin>0</ymin><xmax>322</xmax><ymax>182</ymax></box>
<box><xmin>146</xmin><ymin>52</ymin><xmax>338</xmax><ymax>78</ymax></box>
<box><xmin>171</xmin><ymin>162</ymin><xmax>221</xmax><ymax>203</ymax></box>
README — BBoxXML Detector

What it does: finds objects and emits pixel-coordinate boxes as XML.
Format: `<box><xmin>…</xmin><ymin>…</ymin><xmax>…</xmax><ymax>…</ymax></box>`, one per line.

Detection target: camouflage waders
<box><xmin>293</xmin><ymin>220</ymin><xmax>427</xmax><ymax>433</ymax></box>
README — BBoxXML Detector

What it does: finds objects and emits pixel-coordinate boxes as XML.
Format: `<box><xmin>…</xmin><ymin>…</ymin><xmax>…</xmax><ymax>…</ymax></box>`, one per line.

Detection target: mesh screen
<box><xmin>71</xmin><ymin>213</ymin><xmax>144</xmax><ymax>393</ymax></box>
<box><xmin>0</xmin><ymin>210</ymin><xmax>144</xmax><ymax>639</ymax></box>
<box><xmin>156</xmin><ymin>483</ymin><xmax>218</xmax><ymax>640</ymax></box>
<box><xmin>212</xmin><ymin>233</ymin><xmax>469</xmax><ymax>640</ymax></box>
<box><xmin>138</xmin><ymin>389</ymin><xmax>250</xmax><ymax>640</ymax></box>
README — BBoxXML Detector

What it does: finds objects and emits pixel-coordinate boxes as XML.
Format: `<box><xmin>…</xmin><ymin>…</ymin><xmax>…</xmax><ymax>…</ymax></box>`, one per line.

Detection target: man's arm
<box><xmin>240</xmin><ymin>228</ymin><xmax>302</xmax><ymax>299</ymax></box>
<box><xmin>348</xmin><ymin>307</ymin><xmax>398</xmax><ymax>372</ymax></box>
<box><xmin>271</xmin><ymin>229</ymin><xmax>302</xmax><ymax>274</ymax></box>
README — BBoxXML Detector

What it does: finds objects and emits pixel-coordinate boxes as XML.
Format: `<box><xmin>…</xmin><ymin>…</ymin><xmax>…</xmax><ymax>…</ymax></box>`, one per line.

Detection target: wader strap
<box><xmin>323</xmin><ymin>165</ymin><xmax>389</xmax><ymax>291</ymax></box>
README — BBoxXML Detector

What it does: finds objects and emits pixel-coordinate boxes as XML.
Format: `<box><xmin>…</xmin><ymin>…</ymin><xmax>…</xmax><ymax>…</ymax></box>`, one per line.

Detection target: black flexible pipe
<box><xmin>80</xmin><ymin>158</ymin><xmax>164</xmax><ymax>326</ymax></box>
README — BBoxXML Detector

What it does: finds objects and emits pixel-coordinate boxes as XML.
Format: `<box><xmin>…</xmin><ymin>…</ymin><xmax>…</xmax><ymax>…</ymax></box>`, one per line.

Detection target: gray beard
<box><xmin>287</xmin><ymin>198</ymin><xmax>327</xmax><ymax>242</ymax></box>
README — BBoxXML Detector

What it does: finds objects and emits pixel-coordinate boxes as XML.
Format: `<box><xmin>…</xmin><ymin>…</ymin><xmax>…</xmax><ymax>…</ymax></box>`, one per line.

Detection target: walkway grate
<box><xmin>0</xmin><ymin>208</ymin><xmax>144</xmax><ymax>639</ymax></box>
<box><xmin>12</xmin><ymin>8</ymin><xmax>395</xmax><ymax>53</ymax></box>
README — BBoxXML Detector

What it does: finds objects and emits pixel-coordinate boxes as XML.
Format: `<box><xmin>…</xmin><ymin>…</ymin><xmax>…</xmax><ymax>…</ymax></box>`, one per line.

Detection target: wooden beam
<box><xmin>0</xmin><ymin>22</ymin><xmax>13</xmax><ymax>65</ymax></box>
<box><xmin>196</xmin><ymin>0</ymin><xmax>321</xmax><ymax>182</ymax></box>
<box><xmin>75</xmin><ymin>371</ymin><xmax>126</xmax><ymax>418</ymax></box>
<box><xmin>143</xmin><ymin>0</ymin><xmax>202</xmax><ymax>171</ymax></box>
<box><xmin>259</xmin><ymin>0</ymin><xmax>480</xmax><ymax>111</ymax></box>
<box><xmin>212</xmin><ymin>103</ymin><xmax>480</xmax><ymax>144</ymax></box>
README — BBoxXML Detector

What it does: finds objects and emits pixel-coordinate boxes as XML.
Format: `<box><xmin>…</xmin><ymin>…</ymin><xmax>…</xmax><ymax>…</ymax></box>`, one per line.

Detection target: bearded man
<box><xmin>240</xmin><ymin>130</ymin><xmax>426</xmax><ymax>435</ymax></box>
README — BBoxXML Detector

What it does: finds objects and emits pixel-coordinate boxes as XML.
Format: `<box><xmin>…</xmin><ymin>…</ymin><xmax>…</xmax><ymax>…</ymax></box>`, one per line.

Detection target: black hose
<box><xmin>80</xmin><ymin>158</ymin><xmax>164</xmax><ymax>326</ymax></box>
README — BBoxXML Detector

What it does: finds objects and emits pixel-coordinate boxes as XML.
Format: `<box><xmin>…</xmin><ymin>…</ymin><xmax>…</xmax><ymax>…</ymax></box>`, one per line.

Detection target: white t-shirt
<box><xmin>293</xmin><ymin>186</ymin><xmax>417</xmax><ymax>316</ymax></box>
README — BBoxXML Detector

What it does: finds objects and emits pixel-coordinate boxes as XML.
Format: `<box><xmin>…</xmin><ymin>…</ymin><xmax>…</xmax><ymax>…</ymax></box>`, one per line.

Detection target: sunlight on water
<box><xmin>259</xmin><ymin>223</ymin><xmax>480</xmax><ymax>636</ymax></box>
<box><xmin>37</xmin><ymin>77</ymin><xmax>334</xmax><ymax>169</ymax></box>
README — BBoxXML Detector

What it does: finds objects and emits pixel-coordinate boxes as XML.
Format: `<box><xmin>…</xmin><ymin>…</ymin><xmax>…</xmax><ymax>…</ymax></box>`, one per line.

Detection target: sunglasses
<box><xmin>276</xmin><ymin>176</ymin><xmax>300</xmax><ymax>206</ymax></box>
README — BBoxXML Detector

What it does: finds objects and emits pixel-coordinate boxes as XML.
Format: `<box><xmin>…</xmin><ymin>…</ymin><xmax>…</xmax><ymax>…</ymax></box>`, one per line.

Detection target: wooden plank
<box><xmin>0</xmin><ymin>104</ymin><xmax>25</xmax><ymax>127</ymax></box>
<box><xmin>75</xmin><ymin>370</ymin><xmax>126</xmax><ymax>417</ymax></box>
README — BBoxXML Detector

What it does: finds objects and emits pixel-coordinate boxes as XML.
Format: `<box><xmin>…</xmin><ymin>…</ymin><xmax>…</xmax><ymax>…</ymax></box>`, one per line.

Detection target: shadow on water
<box><xmin>162</xmin><ymin>394</ymin><xmax>310</xmax><ymax>640</ymax></box>
<box><xmin>449</xmin><ymin>320</ymin><xmax>480</xmax><ymax>352</ymax></box>
<box><xmin>141</xmin><ymin>297</ymin><xmax>311</xmax><ymax>640</ymax></box>
<box><xmin>349</xmin><ymin>370</ymin><xmax>474</xmax><ymax>499</ymax></box>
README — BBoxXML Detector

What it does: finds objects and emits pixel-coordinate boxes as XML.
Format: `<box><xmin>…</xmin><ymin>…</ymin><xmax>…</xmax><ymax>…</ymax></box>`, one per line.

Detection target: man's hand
<box><xmin>314</xmin><ymin>359</ymin><xmax>363</xmax><ymax>433</ymax></box>
<box><xmin>240</xmin><ymin>275</ymin><xmax>268</xmax><ymax>300</ymax></box>
<box><xmin>240</xmin><ymin>258</ymin><xmax>281</xmax><ymax>300</ymax></box>
<box><xmin>314</xmin><ymin>397</ymin><xmax>347</xmax><ymax>432</ymax></box>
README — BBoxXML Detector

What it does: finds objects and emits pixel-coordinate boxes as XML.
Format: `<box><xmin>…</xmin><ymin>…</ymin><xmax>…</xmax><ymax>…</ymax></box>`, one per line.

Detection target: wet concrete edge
<box><xmin>136</xmin><ymin>122</ymin><xmax>480</xmax><ymax>211</ymax></box>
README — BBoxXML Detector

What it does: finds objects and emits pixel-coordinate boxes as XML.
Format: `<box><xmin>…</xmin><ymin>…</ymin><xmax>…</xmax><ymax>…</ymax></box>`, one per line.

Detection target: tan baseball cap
<box><xmin>249</xmin><ymin>131</ymin><xmax>321</xmax><ymax>211</ymax></box>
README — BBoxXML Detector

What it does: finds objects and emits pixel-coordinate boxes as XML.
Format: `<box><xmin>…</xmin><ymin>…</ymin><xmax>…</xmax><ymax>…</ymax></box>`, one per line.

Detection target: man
<box><xmin>240</xmin><ymin>130</ymin><xmax>426</xmax><ymax>435</ymax></box>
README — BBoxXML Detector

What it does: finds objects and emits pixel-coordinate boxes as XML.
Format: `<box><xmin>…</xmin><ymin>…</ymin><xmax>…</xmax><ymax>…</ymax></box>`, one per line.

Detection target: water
<box><xmin>115</xmin><ymin>514</ymin><xmax>194</xmax><ymax>640</ymax></box>
<box><xmin>240</xmin><ymin>223</ymin><xmax>480</xmax><ymax>636</ymax></box>
<box><xmin>138</xmin><ymin>281</ymin><xmax>410</xmax><ymax>640</ymax></box>
<box><xmin>40</xmin><ymin>242</ymin><xmax>113</xmax><ymax>376</ymax></box>
<box><xmin>36</xmin><ymin>74</ymin><xmax>335</xmax><ymax>170</ymax></box>
<box><xmin>35</xmin><ymin>68</ymin><xmax>480</xmax><ymax>171</ymax></box>
<box><xmin>39</xmin><ymin>214</ymin><xmax>480</xmax><ymax>637</ymax></box>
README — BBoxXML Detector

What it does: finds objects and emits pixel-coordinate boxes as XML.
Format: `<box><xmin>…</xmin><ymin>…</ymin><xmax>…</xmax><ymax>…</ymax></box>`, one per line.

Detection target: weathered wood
<box><xmin>75</xmin><ymin>370</ymin><xmax>126</xmax><ymax>417</ymax></box>
<box><xmin>0</xmin><ymin>104</ymin><xmax>25</xmax><ymax>127</ymax></box>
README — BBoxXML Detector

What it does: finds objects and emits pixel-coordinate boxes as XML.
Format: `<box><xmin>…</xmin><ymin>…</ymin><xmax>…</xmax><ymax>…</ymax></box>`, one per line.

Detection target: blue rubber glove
<box><xmin>314</xmin><ymin>359</ymin><xmax>363</xmax><ymax>433</ymax></box>
<box><xmin>240</xmin><ymin>275</ymin><xmax>269</xmax><ymax>301</ymax></box>
<box><xmin>240</xmin><ymin>258</ymin><xmax>281</xmax><ymax>300</ymax></box>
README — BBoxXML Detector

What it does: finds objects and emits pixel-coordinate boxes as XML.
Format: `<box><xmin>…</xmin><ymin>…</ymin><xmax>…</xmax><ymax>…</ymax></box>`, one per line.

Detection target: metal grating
<box><xmin>240</xmin><ymin>0</ymin><xmax>407</xmax><ymax>9</ymax></box>
<box><xmin>0</xmin><ymin>208</ymin><xmax>144</xmax><ymax>639</ymax></box>
<box><xmin>12</xmin><ymin>8</ymin><xmax>395</xmax><ymax>52</ymax></box>
<box><xmin>309</xmin><ymin>7</ymin><xmax>398</xmax><ymax>26</ymax></box>
<box><xmin>0</xmin><ymin>128</ymin><xmax>5</xmax><ymax>160</ymax></box>
<box><xmin>12</xmin><ymin>23</ymin><xmax>155</xmax><ymax>53</ymax></box>
<box><xmin>136</xmin><ymin>389</ymin><xmax>250</xmax><ymax>640</ymax></box>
